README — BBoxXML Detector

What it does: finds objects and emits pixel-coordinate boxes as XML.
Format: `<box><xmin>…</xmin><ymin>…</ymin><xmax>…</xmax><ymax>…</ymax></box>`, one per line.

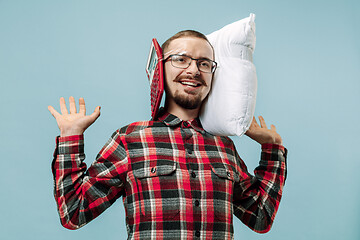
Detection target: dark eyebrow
<box><xmin>175</xmin><ymin>53</ymin><xmax>212</xmax><ymax>61</ymax></box>
<box><xmin>198</xmin><ymin>57</ymin><xmax>213</xmax><ymax>61</ymax></box>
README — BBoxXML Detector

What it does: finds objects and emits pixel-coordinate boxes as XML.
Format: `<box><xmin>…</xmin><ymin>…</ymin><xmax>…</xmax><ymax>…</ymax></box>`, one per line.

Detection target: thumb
<box><xmin>48</xmin><ymin>105</ymin><xmax>60</xmax><ymax>119</ymax></box>
<box><xmin>89</xmin><ymin>106</ymin><xmax>101</xmax><ymax>122</ymax></box>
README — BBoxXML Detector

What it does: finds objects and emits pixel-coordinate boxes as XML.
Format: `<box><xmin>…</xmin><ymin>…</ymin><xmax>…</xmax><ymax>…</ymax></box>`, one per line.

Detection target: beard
<box><xmin>172</xmin><ymin>90</ymin><xmax>203</xmax><ymax>109</ymax></box>
<box><xmin>165</xmin><ymin>74</ymin><xmax>208</xmax><ymax>110</ymax></box>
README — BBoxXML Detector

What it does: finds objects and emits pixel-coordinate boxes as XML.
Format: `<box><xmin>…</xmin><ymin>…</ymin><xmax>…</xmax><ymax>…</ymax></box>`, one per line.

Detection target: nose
<box><xmin>186</xmin><ymin>59</ymin><xmax>200</xmax><ymax>75</ymax></box>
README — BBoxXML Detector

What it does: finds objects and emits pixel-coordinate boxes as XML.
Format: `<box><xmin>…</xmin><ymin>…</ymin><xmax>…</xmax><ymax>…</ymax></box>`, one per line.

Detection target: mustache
<box><xmin>174</xmin><ymin>75</ymin><xmax>207</xmax><ymax>87</ymax></box>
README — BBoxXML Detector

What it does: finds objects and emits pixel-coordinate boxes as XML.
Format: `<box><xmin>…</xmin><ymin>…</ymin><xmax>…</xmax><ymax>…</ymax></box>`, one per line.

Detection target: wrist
<box><xmin>259</xmin><ymin>136</ymin><xmax>282</xmax><ymax>145</ymax></box>
<box><xmin>60</xmin><ymin>128</ymin><xmax>84</xmax><ymax>137</ymax></box>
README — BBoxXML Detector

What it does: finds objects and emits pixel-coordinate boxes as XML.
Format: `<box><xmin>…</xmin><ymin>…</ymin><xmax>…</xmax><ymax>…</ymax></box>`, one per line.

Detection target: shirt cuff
<box><xmin>56</xmin><ymin>135</ymin><xmax>84</xmax><ymax>155</ymax></box>
<box><xmin>261</xmin><ymin>143</ymin><xmax>285</xmax><ymax>152</ymax></box>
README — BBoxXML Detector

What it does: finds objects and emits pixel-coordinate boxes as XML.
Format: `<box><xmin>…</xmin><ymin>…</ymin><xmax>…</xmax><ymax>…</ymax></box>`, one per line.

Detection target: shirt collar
<box><xmin>157</xmin><ymin>108</ymin><xmax>206</xmax><ymax>134</ymax></box>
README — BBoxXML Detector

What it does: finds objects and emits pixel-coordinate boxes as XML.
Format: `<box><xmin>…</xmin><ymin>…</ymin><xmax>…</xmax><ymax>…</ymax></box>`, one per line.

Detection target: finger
<box><xmin>69</xmin><ymin>96</ymin><xmax>77</xmax><ymax>114</ymax></box>
<box><xmin>247</xmin><ymin>117</ymin><xmax>255</xmax><ymax>131</ymax></box>
<box><xmin>48</xmin><ymin>105</ymin><xmax>61</xmax><ymax>119</ymax></box>
<box><xmin>59</xmin><ymin>97</ymin><xmax>68</xmax><ymax>115</ymax></box>
<box><xmin>271</xmin><ymin>124</ymin><xmax>277</xmax><ymax>132</ymax></box>
<box><xmin>89</xmin><ymin>106</ymin><xmax>101</xmax><ymax>123</ymax></box>
<box><xmin>79</xmin><ymin>97</ymin><xmax>86</xmax><ymax>115</ymax></box>
<box><xmin>251</xmin><ymin>116</ymin><xmax>260</xmax><ymax>127</ymax></box>
<box><xmin>258</xmin><ymin>116</ymin><xmax>267</xmax><ymax>129</ymax></box>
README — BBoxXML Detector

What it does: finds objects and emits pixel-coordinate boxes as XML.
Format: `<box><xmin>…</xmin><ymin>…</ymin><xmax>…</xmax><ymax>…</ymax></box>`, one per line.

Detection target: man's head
<box><xmin>162</xmin><ymin>30</ymin><xmax>214</xmax><ymax>58</ymax></box>
<box><xmin>162</xmin><ymin>30</ymin><xmax>216</xmax><ymax>112</ymax></box>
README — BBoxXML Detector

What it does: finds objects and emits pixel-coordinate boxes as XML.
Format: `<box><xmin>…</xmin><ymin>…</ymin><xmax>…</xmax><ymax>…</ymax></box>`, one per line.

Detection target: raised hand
<box><xmin>245</xmin><ymin>116</ymin><xmax>283</xmax><ymax>145</ymax></box>
<box><xmin>48</xmin><ymin>96</ymin><xmax>101</xmax><ymax>137</ymax></box>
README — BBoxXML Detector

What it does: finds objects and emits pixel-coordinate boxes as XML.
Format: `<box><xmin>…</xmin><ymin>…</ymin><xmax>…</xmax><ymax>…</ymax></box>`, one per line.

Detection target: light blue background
<box><xmin>1</xmin><ymin>0</ymin><xmax>359</xmax><ymax>239</ymax></box>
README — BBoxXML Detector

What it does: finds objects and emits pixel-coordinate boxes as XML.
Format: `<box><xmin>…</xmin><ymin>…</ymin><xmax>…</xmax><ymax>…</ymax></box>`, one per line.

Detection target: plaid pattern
<box><xmin>52</xmin><ymin>109</ymin><xmax>287</xmax><ymax>239</ymax></box>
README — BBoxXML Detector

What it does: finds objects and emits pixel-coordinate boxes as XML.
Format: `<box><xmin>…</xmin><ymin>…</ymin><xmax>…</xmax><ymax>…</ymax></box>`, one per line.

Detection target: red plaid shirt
<box><xmin>52</xmin><ymin>109</ymin><xmax>287</xmax><ymax>239</ymax></box>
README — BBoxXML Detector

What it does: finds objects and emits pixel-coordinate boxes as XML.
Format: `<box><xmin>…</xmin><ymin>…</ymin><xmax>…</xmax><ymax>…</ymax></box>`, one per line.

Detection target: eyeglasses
<box><xmin>164</xmin><ymin>54</ymin><xmax>217</xmax><ymax>73</ymax></box>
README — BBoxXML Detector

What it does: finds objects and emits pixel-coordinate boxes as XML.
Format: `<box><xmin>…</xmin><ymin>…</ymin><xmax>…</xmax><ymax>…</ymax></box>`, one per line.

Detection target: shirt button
<box><xmin>151</xmin><ymin>167</ymin><xmax>156</xmax><ymax>173</ymax></box>
<box><xmin>227</xmin><ymin>171</ymin><xmax>231</xmax><ymax>177</ymax></box>
<box><xmin>195</xmin><ymin>230</ymin><xmax>200</xmax><ymax>237</ymax></box>
<box><xmin>194</xmin><ymin>200</ymin><xmax>200</xmax><ymax>207</ymax></box>
<box><xmin>191</xmin><ymin>172</ymin><xmax>196</xmax><ymax>178</ymax></box>
<box><xmin>187</xmin><ymin>148</ymin><xmax>192</xmax><ymax>154</ymax></box>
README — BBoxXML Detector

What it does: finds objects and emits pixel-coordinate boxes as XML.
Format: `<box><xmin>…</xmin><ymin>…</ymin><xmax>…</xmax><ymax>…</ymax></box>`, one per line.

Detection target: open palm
<box><xmin>48</xmin><ymin>97</ymin><xmax>101</xmax><ymax>137</ymax></box>
<box><xmin>245</xmin><ymin>116</ymin><xmax>283</xmax><ymax>145</ymax></box>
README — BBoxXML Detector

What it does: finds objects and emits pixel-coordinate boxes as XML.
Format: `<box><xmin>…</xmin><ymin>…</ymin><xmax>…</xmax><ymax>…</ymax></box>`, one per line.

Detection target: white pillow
<box><xmin>200</xmin><ymin>13</ymin><xmax>257</xmax><ymax>136</ymax></box>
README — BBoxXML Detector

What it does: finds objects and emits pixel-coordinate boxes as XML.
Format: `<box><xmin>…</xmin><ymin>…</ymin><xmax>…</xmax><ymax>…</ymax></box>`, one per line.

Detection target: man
<box><xmin>48</xmin><ymin>30</ymin><xmax>287</xmax><ymax>239</ymax></box>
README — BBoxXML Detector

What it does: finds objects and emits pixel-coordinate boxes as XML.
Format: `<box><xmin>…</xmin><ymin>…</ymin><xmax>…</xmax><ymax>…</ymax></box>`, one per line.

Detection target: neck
<box><xmin>164</xmin><ymin>98</ymin><xmax>200</xmax><ymax>121</ymax></box>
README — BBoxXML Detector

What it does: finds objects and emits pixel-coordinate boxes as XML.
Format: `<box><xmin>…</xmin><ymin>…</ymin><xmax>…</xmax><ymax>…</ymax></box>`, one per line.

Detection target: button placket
<box><xmin>187</xmin><ymin>148</ymin><xmax>193</xmax><ymax>154</ymax></box>
<box><xmin>182</xmin><ymin>127</ymin><xmax>193</xmax><ymax>156</ymax></box>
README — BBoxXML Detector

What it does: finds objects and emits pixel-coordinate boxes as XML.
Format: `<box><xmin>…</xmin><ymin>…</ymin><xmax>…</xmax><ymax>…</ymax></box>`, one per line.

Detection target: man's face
<box><xmin>164</xmin><ymin>37</ymin><xmax>214</xmax><ymax>110</ymax></box>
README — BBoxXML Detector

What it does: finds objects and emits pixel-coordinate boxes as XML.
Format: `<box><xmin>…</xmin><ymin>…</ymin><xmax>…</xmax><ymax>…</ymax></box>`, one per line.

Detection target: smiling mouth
<box><xmin>180</xmin><ymin>81</ymin><xmax>201</xmax><ymax>87</ymax></box>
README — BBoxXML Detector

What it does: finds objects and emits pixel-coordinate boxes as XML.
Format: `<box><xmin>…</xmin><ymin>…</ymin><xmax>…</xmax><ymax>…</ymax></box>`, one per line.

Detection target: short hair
<box><xmin>161</xmin><ymin>30</ymin><xmax>214</xmax><ymax>59</ymax></box>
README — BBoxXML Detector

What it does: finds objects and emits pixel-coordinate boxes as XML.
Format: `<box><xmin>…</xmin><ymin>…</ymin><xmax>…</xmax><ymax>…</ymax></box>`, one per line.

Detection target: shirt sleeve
<box><xmin>232</xmin><ymin>143</ymin><xmax>287</xmax><ymax>233</ymax></box>
<box><xmin>52</xmin><ymin>131</ymin><xmax>128</xmax><ymax>230</ymax></box>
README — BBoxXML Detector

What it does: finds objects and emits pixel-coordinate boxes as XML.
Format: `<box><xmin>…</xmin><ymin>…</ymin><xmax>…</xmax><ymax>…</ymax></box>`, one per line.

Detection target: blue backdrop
<box><xmin>1</xmin><ymin>0</ymin><xmax>359</xmax><ymax>239</ymax></box>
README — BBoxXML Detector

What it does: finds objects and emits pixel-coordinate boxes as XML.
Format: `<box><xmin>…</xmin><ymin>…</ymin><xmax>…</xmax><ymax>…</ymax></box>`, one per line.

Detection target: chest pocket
<box><xmin>130</xmin><ymin>160</ymin><xmax>180</xmax><ymax>221</ymax></box>
<box><xmin>133</xmin><ymin>161</ymin><xmax>176</xmax><ymax>179</ymax></box>
<box><xmin>210</xmin><ymin>163</ymin><xmax>240</xmax><ymax>182</ymax></box>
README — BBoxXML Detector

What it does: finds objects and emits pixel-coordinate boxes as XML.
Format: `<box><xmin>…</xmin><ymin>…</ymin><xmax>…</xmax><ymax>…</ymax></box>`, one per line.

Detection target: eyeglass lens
<box><xmin>170</xmin><ymin>55</ymin><xmax>215</xmax><ymax>73</ymax></box>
